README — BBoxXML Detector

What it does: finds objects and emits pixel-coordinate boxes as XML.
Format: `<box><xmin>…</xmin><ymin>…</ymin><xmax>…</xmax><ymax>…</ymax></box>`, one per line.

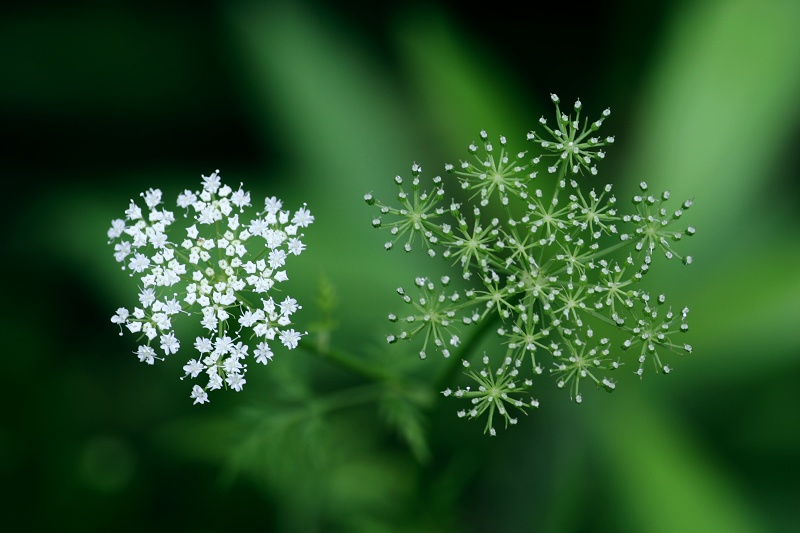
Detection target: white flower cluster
<box><xmin>108</xmin><ymin>170</ymin><xmax>314</xmax><ymax>404</ymax></box>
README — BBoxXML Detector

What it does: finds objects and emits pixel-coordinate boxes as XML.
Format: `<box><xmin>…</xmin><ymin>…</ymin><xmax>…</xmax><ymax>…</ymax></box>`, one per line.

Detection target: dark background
<box><xmin>2</xmin><ymin>1</ymin><xmax>799</xmax><ymax>531</ymax></box>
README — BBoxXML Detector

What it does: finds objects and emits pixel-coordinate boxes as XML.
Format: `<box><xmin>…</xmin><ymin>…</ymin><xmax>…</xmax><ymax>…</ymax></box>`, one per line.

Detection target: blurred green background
<box><xmin>3</xmin><ymin>0</ymin><xmax>799</xmax><ymax>531</ymax></box>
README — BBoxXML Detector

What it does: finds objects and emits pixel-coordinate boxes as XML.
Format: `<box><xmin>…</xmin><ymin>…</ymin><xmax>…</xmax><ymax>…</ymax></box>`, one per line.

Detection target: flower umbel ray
<box><xmin>368</xmin><ymin>164</ymin><xmax>446</xmax><ymax>253</ymax></box>
<box><xmin>620</xmin><ymin>182</ymin><xmax>696</xmax><ymax>265</ymax></box>
<box><xmin>443</xmin><ymin>214</ymin><xmax>501</xmax><ymax>278</ymax></box>
<box><xmin>445</xmin><ymin>129</ymin><xmax>532</xmax><ymax>202</ymax></box>
<box><xmin>502</xmin><ymin>310</ymin><xmax>548</xmax><ymax>372</ymax></box>
<box><xmin>442</xmin><ymin>354</ymin><xmax>539</xmax><ymax>436</ymax></box>
<box><xmin>527</xmin><ymin>93</ymin><xmax>614</xmax><ymax>176</ymax></box>
<box><xmin>620</xmin><ymin>292</ymin><xmax>692</xmax><ymax>376</ymax></box>
<box><xmin>387</xmin><ymin>276</ymin><xmax>470</xmax><ymax>359</ymax></box>
<box><xmin>550</xmin><ymin>335</ymin><xmax>617</xmax><ymax>403</ymax></box>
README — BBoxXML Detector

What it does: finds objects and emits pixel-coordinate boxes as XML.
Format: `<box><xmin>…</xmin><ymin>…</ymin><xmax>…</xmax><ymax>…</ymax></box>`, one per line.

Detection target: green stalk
<box><xmin>433</xmin><ymin>309</ymin><xmax>501</xmax><ymax>391</ymax></box>
<box><xmin>299</xmin><ymin>337</ymin><xmax>397</xmax><ymax>385</ymax></box>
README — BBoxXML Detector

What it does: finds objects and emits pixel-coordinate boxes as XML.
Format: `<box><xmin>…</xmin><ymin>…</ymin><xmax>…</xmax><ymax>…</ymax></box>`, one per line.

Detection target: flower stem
<box><xmin>433</xmin><ymin>310</ymin><xmax>500</xmax><ymax>391</ymax></box>
<box><xmin>299</xmin><ymin>337</ymin><xmax>395</xmax><ymax>384</ymax></box>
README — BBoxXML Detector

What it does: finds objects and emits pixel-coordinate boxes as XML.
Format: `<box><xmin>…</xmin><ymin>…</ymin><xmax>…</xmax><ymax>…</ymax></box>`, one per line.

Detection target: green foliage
<box><xmin>7</xmin><ymin>1</ymin><xmax>800</xmax><ymax>532</ymax></box>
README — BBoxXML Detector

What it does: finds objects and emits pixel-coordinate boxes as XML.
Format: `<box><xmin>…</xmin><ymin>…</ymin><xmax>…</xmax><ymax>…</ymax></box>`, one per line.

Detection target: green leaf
<box><xmin>379</xmin><ymin>391</ymin><xmax>431</xmax><ymax>463</ymax></box>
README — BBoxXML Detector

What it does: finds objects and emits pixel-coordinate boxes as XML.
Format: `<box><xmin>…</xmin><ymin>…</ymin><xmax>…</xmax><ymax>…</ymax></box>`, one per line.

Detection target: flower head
<box><xmin>445</xmin><ymin>130</ymin><xmax>532</xmax><ymax>203</ymax></box>
<box><xmin>620</xmin><ymin>182</ymin><xmax>696</xmax><ymax>265</ymax></box>
<box><xmin>108</xmin><ymin>170</ymin><xmax>312</xmax><ymax>404</ymax></box>
<box><xmin>618</xmin><ymin>292</ymin><xmax>691</xmax><ymax>377</ymax></box>
<box><xmin>527</xmin><ymin>98</ymin><xmax>614</xmax><ymax>176</ymax></box>
<box><xmin>370</xmin><ymin>95</ymin><xmax>696</xmax><ymax>431</ymax></box>
<box><xmin>388</xmin><ymin>276</ymin><xmax>471</xmax><ymax>359</ymax></box>
<box><xmin>443</xmin><ymin>354</ymin><xmax>539</xmax><ymax>436</ymax></box>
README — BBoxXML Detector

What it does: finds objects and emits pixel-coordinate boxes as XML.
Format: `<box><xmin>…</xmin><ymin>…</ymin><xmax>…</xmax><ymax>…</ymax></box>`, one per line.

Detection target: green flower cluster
<box><xmin>367</xmin><ymin>95</ymin><xmax>695</xmax><ymax>434</ymax></box>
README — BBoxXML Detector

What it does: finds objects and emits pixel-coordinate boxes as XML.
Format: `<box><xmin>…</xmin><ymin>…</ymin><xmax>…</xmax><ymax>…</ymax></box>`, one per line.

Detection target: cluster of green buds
<box><xmin>366</xmin><ymin>95</ymin><xmax>695</xmax><ymax>434</ymax></box>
